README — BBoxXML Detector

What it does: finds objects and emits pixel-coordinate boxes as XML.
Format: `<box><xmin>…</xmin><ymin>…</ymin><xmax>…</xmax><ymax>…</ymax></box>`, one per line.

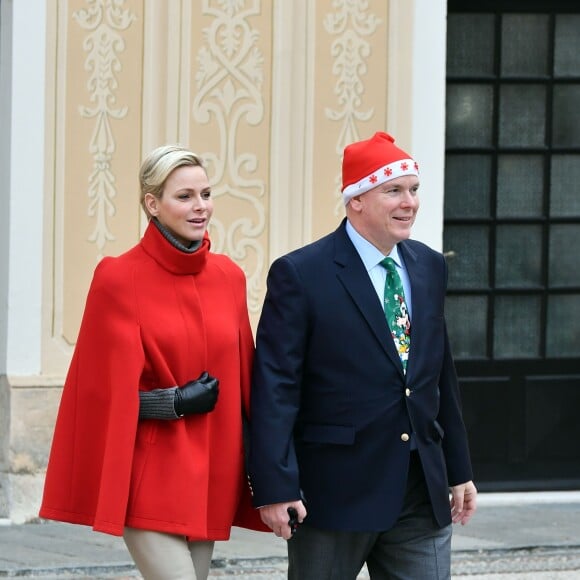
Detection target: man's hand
<box><xmin>450</xmin><ymin>480</ymin><xmax>477</xmax><ymax>525</ymax></box>
<box><xmin>259</xmin><ymin>501</ymin><xmax>307</xmax><ymax>540</ymax></box>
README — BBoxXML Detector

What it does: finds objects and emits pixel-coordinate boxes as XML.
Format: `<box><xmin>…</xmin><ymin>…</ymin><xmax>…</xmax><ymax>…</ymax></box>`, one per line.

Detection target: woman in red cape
<box><xmin>40</xmin><ymin>144</ymin><xmax>267</xmax><ymax>579</ymax></box>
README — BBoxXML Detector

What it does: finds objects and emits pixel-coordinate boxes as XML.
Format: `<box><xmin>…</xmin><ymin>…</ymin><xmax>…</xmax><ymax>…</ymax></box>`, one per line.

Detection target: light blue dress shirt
<box><xmin>345</xmin><ymin>220</ymin><xmax>413</xmax><ymax>320</ymax></box>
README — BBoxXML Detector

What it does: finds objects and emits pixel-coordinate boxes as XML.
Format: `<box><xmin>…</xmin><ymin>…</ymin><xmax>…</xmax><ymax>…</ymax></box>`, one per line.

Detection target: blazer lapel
<box><xmin>398</xmin><ymin>241</ymin><xmax>428</xmax><ymax>380</ymax></box>
<box><xmin>333</xmin><ymin>223</ymin><xmax>404</xmax><ymax>373</ymax></box>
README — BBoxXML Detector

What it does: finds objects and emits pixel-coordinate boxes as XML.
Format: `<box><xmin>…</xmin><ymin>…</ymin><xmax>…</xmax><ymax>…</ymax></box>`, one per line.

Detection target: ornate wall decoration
<box><xmin>193</xmin><ymin>0</ymin><xmax>266</xmax><ymax>313</ymax></box>
<box><xmin>323</xmin><ymin>0</ymin><xmax>381</xmax><ymax>215</ymax></box>
<box><xmin>73</xmin><ymin>0</ymin><xmax>136</xmax><ymax>256</ymax></box>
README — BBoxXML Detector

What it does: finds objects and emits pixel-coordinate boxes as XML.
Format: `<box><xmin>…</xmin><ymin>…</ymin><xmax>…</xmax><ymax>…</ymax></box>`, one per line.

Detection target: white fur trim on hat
<box><xmin>342</xmin><ymin>159</ymin><xmax>419</xmax><ymax>205</ymax></box>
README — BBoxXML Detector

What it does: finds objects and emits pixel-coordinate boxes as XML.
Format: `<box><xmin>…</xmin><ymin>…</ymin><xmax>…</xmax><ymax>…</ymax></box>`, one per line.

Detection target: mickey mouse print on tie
<box><xmin>380</xmin><ymin>257</ymin><xmax>411</xmax><ymax>372</ymax></box>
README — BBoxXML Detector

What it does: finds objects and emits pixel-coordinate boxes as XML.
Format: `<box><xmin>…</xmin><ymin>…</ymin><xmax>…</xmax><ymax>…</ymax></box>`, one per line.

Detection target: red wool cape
<box><xmin>40</xmin><ymin>222</ymin><xmax>266</xmax><ymax>539</ymax></box>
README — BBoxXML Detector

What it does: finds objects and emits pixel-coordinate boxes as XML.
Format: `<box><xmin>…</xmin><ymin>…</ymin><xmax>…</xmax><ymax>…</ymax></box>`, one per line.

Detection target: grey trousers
<box><xmin>123</xmin><ymin>527</ymin><xmax>214</xmax><ymax>580</ymax></box>
<box><xmin>287</xmin><ymin>453</ymin><xmax>452</xmax><ymax>580</ymax></box>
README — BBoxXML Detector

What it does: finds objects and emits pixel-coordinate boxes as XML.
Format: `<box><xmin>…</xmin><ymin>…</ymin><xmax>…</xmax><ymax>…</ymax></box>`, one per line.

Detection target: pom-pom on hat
<box><xmin>341</xmin><ymin>132</ymin><xmax>419</xmax><ymax>205</ymax></box>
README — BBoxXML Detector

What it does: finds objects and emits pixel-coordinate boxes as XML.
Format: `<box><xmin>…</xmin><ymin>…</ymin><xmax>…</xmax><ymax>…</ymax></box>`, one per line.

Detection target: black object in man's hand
<box><xmin>287</xmin><ymin>507</ymin><xmax>300</xmax><ymax>535</ymax></box>
<box><xmin>174</xmin><ymin>372</ymin><xmax>219</xmax><ymax>416</ymax></box>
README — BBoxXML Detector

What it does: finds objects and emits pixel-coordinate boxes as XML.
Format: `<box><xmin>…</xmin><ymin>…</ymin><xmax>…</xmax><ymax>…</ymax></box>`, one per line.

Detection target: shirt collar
<box><xmin>345</xmin><ymin>219</ymin><xmax>403</xmax><ymax>271</ymax></box>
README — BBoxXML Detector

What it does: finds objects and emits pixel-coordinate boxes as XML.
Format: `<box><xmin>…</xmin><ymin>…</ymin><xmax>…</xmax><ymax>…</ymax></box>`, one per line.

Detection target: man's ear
<box><xmin>144</xmin><ymin>193</ymin><xmax>159</xmax><ymax>217</ymax></box>
<box><xmin>349</xmin><ymin>195</ymin><xmax>363</xmax><ymax>211</ymax></box>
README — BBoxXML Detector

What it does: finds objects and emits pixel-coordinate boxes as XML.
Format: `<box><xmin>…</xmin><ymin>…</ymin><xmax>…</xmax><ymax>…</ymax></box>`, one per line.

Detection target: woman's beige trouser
<box><xmin>123</xmin><ymin>527</ymin><xmax>214</xmax><ymax>580</ymax></box>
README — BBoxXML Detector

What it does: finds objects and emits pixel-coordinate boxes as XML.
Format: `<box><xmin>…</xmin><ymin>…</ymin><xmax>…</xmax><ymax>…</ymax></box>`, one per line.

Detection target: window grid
<box><xmin>445</xmin><ymin>4</ymin><xmax>580</xmax><ymax>361</ymax></box>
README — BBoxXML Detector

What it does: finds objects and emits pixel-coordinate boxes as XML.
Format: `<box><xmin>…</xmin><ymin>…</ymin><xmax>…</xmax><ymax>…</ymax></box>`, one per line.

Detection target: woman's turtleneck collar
<box><xmin>140</xmin><ymin>219</ymin><xmax>210</xmax><ymax>275</ymax></box>
<box><xmin>152</xmin><ymin>217</ymin><xmax>202</xmax><ymax>253</ymax></box>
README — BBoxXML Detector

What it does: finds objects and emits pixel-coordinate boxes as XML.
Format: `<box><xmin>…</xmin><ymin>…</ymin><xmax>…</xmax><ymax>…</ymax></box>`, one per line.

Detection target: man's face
<box><xmin>348</xmin><ymin>174</ymin><xmax>420</xmax><ymax>254</ymax></box>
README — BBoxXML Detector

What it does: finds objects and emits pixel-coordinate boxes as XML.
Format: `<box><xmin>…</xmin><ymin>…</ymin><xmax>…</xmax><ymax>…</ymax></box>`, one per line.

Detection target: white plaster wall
<box><xmin>409</xmin><ymin>0</ymin><xmax>447</xmax><ymax>252</ymax></box>
<box><xmin>0</xmin><ymin>0</ymin><xmax>13</xmax><ymax>376</ymax></box>
<box><xmin>5</xmin><ymin>0</ymin><xmax>46</xmax><ymax>377</ymax></box>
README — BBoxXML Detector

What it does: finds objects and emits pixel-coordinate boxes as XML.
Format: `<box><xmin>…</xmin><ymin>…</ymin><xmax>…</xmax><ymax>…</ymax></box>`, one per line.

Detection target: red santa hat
<box><xmin>341</xmin><ymin>132</ymin><xmax>419</xmax><ymax>205</ymax></box>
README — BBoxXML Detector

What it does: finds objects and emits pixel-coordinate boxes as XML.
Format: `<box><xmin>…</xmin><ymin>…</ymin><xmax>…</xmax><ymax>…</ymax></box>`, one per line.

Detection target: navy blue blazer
<box><xmin>249</xmin><ymin>219</ymin><xmax>473</xmax><ymax>532</ymax></box>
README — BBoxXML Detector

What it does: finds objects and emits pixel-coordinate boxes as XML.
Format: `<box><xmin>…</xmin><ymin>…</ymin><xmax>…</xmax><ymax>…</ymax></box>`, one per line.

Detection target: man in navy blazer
<box><xmin>249</xmin><ymin>132</ymin><xmax>477</xmax><ymax>579</ymax></box>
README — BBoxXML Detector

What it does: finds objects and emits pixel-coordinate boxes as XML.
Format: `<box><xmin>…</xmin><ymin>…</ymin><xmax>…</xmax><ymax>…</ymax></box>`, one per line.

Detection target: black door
<box><xmin>445</xmin><ymin>0</ymin><xmax>580</xmax><ymax>491</ymax></box>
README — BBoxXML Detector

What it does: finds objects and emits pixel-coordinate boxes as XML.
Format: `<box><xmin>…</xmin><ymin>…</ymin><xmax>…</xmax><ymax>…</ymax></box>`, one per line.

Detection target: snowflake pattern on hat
<box><xmin>367</xmin><ymin>160</ymin><xmax>416</xmax><ymax>190</ymax></box>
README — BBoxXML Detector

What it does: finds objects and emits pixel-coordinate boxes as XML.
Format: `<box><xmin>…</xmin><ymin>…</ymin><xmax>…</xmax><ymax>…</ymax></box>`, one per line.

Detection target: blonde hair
<box><xmin>139</xmin><ymin>144</ymin><xmax>206</xmax><ymax>218</ymax></box>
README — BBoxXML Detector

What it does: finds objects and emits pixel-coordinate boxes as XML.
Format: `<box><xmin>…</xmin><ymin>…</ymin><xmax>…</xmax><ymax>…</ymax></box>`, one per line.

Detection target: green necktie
<box><xmin>380</xmin><ymin>257</ymin><xmax>411</xmax><ymax>371</ymax></box>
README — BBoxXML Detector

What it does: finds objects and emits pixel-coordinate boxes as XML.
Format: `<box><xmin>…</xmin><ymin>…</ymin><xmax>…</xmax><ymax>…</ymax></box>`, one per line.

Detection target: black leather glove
<box><xmin>174</xmin><ymin>372</ymin><xmax>219</xmax><ymax>416</ymax></box>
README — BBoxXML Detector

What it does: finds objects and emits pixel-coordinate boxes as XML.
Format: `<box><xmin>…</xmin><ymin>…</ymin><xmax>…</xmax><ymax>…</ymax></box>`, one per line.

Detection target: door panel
<box><xmin>446</xmin><ymin>0</ymin><xmax>580</xmax><ymax>491</ymax></box>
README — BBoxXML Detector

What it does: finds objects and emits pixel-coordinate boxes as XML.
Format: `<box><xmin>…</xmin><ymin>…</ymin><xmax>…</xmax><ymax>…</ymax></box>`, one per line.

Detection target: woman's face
<box><xmin>146</xmin><ymin>165</ymin><xmax>213</xmax><ymax>246</ymax></box>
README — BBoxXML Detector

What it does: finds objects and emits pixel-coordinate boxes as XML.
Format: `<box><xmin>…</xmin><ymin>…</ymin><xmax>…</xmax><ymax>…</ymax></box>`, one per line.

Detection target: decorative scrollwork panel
<box><xmin>189</xmin><ymin>0</ymin><xmax>272</xmax><ymax>313</ymax></box>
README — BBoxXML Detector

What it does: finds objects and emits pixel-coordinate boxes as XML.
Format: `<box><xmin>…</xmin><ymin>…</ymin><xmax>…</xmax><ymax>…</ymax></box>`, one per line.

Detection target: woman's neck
<box><xmin>151</xmin><ymin>217</ymin><xmax>202</xmax><ymax>253</ymax></box>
